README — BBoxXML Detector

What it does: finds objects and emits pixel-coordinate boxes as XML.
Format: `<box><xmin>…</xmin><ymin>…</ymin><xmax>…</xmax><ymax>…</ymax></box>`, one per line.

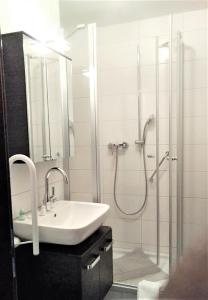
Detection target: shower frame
<box><xmin>87</xmin><ymin>16</ymin><xmax>185</xmax><ymax>285</ymax></box>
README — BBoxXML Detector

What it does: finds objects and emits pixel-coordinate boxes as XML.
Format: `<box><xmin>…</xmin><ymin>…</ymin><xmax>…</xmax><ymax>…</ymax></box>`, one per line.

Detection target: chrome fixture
<box><xmin>149</xmin><ymin>151</ymin><xmax>178</xmax><ymax>182</ymax></box>
<box><xmin>135</xmin><ymin>114</ymin><xmax>154</xmax><ymax>146</ymax></box>
<box><xmin>159</xmin><ymin>41</ymin><xmax>169</xmax><ymax>48</ymax></box>
<box><xmin>111</xmin><ymin>115</ymin><xmax>154</xmax><ymax>216</ymax></box>
<box><xmin>43</xmin><ymin>167</ymin><xmax>69</xmax><ymax>210</ymax></box>
<box><xmin>149</xmin><ymin>151</ymin><xmax>169</xmax><ymax>182</ymax></box>
<box><xmin>9</xmin><ymin>154</ymin><xmax>39</xmax><ymax>256</ymax></box>
<box><xmin>108</xmin><ymin>142</ymin><xmax>129</xmax><ymax>154</ymax></box>
<box><xmin>66</xmin><ymin>24</ymin><xmax>86</xmax><ymax>39</ymax></box>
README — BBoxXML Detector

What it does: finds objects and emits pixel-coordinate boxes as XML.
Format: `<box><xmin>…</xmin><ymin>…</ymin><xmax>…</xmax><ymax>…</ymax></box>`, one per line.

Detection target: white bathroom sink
<box><xmin>13</xmin><ymin>201</ymin><xmax>110</xmax><ymax>245</ymax></box>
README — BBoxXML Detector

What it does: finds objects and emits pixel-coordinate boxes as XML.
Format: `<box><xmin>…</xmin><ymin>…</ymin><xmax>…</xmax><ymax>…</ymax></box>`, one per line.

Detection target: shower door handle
<box><xmin>167</xmin><ymin>157</ymin><xmax>178</xmax><ymax>161</ymax></box>
<box><xmin>149</xmin><ymin>151</ymin><xmax>170</xmax><ymax>181</ymax></box>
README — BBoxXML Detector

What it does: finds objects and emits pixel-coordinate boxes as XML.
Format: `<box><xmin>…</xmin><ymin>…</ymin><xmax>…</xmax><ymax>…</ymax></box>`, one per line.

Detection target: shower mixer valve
<box><xmin>108</xmin><ymin>142</ymin><xmax>129</xmax><ymax>154</ymax></box>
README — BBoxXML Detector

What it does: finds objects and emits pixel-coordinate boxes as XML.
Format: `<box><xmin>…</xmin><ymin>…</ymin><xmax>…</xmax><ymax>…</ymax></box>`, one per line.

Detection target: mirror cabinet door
<box><xmin>45</xmin><ymin>55</ymin><xmax>64</xmax><ymax>161</ymax></box>
<box><xmin>24</xmin><ymin>54</ymin><xmax>51</xmax><ymax>162</ymax></box>
<box><xmin>23</xmin><ymin>34</ymin><xmax>72</xmax><ymax>163</ymax></box>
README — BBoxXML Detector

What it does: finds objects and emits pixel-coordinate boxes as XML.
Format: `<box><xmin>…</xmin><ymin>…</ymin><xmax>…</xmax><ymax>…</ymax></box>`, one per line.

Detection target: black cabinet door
<box><xmin>99</xmin><ymin>235</ymin><xmax>113</xmax><ymax>300</ymax></box>
<box><xmin>81</xmin><ymin>250</ymin><xmax>100</xmax><ymax>300</ymax></box>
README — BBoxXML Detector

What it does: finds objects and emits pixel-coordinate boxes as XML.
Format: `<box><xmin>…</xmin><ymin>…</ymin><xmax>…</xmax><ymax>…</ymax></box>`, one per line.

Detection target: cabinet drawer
<box><xmin>99</xmin><ymin>234</ymin><xmax>113</xmax><ymax>299</ymax></box>
<box><xmin>81</xmin><ymin>249</ymin><xmax>100</xmax><ymax>300</ymax></box>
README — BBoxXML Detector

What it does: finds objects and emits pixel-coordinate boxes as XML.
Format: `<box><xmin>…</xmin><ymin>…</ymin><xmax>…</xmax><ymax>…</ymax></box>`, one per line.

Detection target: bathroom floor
<box><xmin>104</xmin><ymin>288</ymin><xmax>137</xmax><ymax>300</ymax></box>
<box><xmin>113</xmin><ymin>247</ymin><xmax>169</xmax><ymax>287</ymax></box>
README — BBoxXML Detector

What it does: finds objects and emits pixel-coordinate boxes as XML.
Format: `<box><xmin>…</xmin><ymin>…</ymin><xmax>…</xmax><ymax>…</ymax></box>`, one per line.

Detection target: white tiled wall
<box><xmin>68</xmin><ymin>7</ymin><xmax>208</xmax><ymax>256</ymax></box>
<box><xmin>68</xmin><ymin>29</ymin><xmax>95</xmax><ymax>202</ymax></box>
<box><xmin>96</xmin><ymin>8</ymin><xmax>208</xmax><ymax>254</ymax></box>
<box><xmin>11</xmin><ymin>160</ymin><xmax>64</xmax><ymax>219</ymax></box>
<box><xmin>180</xmin><ymin>8</ymin><xmax>208</xmax><ymax>252</ymax></box>
<box><xmin>97</xmin><ymin>15</ymin><xmax>166</xmax><ymax>253</ymax></box>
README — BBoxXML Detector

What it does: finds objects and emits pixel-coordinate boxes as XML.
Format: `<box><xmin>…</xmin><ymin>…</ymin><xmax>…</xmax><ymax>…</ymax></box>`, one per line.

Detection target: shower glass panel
<box><xmin>64</xmin><ymin>2</ymin><xmax>208</xmax><ymax>291</ymax></box>
<box><xmin>68</xmin><ymin>24</ymin><xmax>99</xmax><ymax>203</ymax></box>
<box><xmin>171</xmin><ymin>10</ymin><xmax>208</xmax><ymax>265</ymax></box>
<box><xmin>97</xmin><ymin>16</ymin><xmax>173</xmax><ymax>287</ymax></box>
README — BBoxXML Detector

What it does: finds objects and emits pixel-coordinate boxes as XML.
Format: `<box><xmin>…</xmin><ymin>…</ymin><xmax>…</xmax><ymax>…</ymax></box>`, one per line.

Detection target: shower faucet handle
<box><xmin>108</xmin><ymin>143</ymin><xmax>117</xmax><ymax>154</ymax></box>
<box><xmin>119</xmin><ymin>142</ymin><xmax>129</xmax><ymax>149</ymax></box>
<box><xmin>135</xmin><ymin>140</ymin><xmax>144</xmax><ymax>145</ymax></box>
<box><xmin>108</xmin><ymin>142</ymin><xmax>129</xmax><ymax>154</ymax></box>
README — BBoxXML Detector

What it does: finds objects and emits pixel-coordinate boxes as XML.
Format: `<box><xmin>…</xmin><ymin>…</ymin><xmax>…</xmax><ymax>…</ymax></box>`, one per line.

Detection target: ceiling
<box><xmin>60</xmin><ymin>0</ymin><xmax>207</xmax><ymax>34</ymax></box>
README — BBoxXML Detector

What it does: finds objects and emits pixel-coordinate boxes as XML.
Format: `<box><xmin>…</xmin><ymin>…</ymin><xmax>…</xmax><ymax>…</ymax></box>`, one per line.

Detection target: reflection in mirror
<box><xmin>2</xmin><ymin>32</ymin><xmax>73</xmax><ymax>163</ymax></box>
<box><xmin>23</xmin><ymin>34</ymin><xmax>73</xmax><ymax>162</ymax></box>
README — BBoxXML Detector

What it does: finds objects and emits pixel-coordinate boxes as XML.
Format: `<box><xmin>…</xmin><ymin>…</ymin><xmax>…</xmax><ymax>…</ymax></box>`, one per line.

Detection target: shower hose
<box><xmin>113</xmin><ymin>122</ymin><xmax>149</xmax><ymax>216</ymax></box>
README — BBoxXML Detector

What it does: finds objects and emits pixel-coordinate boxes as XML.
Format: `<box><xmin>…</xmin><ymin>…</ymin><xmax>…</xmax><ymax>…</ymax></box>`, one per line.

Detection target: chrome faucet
<box><xmin>43</xmin><ymin>167</ymin><xmax>69</xmax><ymax>209</ymax></box>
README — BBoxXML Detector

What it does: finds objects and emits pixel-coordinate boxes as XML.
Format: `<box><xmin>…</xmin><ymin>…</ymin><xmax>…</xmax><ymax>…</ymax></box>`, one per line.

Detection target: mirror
<box><xmin>23</xmin><ymin>33</ymin><xmax>72</xmax><ymax>162</ymax></box>
<box><xmin>2</xmin><ymin>32</ymin><xmax>73</xmax><ymax>163</ymax></box>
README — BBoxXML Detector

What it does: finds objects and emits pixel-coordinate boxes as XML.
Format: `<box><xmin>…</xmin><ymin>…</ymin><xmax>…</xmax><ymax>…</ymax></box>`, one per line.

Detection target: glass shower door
<box><xmin>68</xmin><ymin>23</ymin><xmax>100</xmax><ymax>203</ymax></box>
<box><xmin>170</xmin><ymin>9</ymin><xmax>208</xmax><ymax>271</ymax></box>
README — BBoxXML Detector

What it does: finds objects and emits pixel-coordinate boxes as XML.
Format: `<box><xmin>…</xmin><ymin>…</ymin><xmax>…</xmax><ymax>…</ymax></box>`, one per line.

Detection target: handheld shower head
<box><xmin>135</xmin><ymin>114</ymin><xmax>154</xmax><ymax>146</ymax></box>
<box><xmin>146</xmin><ymin>114</ymin><xmax>154</xmax><ymax>125</ymax></box>
<box><xmin>142</xmin><ymin>114</ymin><xmax>154</xmax><ymax>143</ymax></box>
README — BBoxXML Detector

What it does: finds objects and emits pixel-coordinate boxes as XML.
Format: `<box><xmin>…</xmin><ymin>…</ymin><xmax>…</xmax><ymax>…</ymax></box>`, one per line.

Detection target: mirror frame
<box><xmin>0</xmin><ymin>31</ymin><xmax>17</xmax><ymax>300</ymax></box>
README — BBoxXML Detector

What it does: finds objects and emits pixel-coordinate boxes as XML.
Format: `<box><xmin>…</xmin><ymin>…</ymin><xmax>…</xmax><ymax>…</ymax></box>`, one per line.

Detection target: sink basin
<box><xmin>13</xmin><ymin>201</ymin><xmax>110</xmax><ymax>245</ymax></box>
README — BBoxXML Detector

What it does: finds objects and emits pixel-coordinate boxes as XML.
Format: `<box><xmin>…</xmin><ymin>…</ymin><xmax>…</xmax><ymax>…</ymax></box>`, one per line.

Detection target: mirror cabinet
<box><xmin>2</xmin><ymin>31</ymin><xmax>72</xmax><ymax>162</ymax></box>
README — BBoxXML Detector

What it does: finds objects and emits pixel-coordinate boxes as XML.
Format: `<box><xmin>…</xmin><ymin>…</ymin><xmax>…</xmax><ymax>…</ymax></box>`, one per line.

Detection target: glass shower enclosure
<box><xmin>68</xmin><ymin>5</ymin><xmax>208</xmax><ymax>290</ymax></box>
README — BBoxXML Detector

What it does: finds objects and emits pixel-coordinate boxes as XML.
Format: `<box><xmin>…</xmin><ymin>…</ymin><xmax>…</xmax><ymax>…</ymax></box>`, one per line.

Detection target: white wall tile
<box><xmin>183</xmin><ymin>9</ymin><xmax>207</xmax><ymax>31</ymax></box>
<box><xmin>103</xmin><ymin>192</ymin><xmax>146</xmax><ymax>218</ymax></box>
<box><xmin>103</xmin><ymin>170</ymin><xmax>146</xmax><ymax>196</ymax></box>
<box><xmin>11</xmin><ymin>160</ymin><xmax>65</xmax><ymax>218</ymax></box>
<box><xmin>73</xmin><ymin>98</ymin><xmax>91</xmax><ymax>122</ymax></box>
<box><xmin>74</xmin><ymin>122</ymin><xmax>92</xmax><ymax>146</ymax></box>
<box><xmin>10</xmin><ymin>164</ymin><xmax>30</xmax><ymax>195</ymax></box>
<box><xmin>140</xmin><ymin>92</ymin><xmax>156</xmax><ymax>120</ymax></box>
<box><xmin>183</xmin><ymin>223</ymin><xmax>206</xmax><ymax>252</ymax></box>
<box><xmin>98</xmin><ymin>67</ymin><xmax>137</xmax><ymax>96</ymax></box>
<box><xmin>100</xmin><ymin>120</ymin><xmax>138</xmax><ymax>146</ymax></box>
<box><xmin>183</xmin><ymin>171</ymin><xmax>207</xmax><ymax>198</ymax></box>
<box><xmin>69</xmin><ymin>146</ymin><xmax>92</xmax><ymax>170</ymax></box>
<box><xmin>140</xmin><ymin>65</ymin><xmax>156</xmax><ymax>92</ymax></box>
<box><xmin>107</xmin><ymin>217</ymin><xmax>142</xmax><ymax>244</ymax></box>
<box><xmin>100</xmin><ymin>94</ymin><xmax>138</xmax><ymax>122</ymax></box>
<box><xmin>184</xmin><ymin>88</ymin><xmax>206</xmax><ymax>117</ymax></box>
<box><xmin>138</xmin><ymin>15</ymin><xmax>169</xmax><ymax>37</ymax></box>
<box><xmin>97</xmin><ymin>21</ymin><xmax>139</xmax><ymax>45</ymax></box>
<box><xmin>72</xmin><ymin>74</ymin><xmax>90</xmax><ymax>98</ymax></box>
<box><xmin>70</xmin><ymin>170</ymin><xmax>93</xmax><ymax>193</ymax></box>
<box><xmin>184</xmin><ymin>60</ymin><xmax>207</xmax><ymax>89</ymax></box>
<box><xmin>71</xmin><ymin>9</ymin><xmax>208</xmax><ymax>252</ymax></box>
<box><xmin>70</xmin><ymin>193</ymin><xmax>93</xmax><ymax>202</ymax></box>
<box><xmin>184</xmin><ymin>116</ymin><xmax>206</xmax><ymax>145</ymax></box>
<box><xmin>139</xmin><ymin>37</ymin><xmax>156</xmax><ymax>65</ymax></box>
<box><xmin>184</xmin><ymin>145</ymin><xmax>206</xmax><ymax>172</ymax></box>
<box><xmin>183</xmin><ymin>30</ymin><xmax>206</xmax><ymax>61</ymax></box>
<box><xmin>98</xmin><ymin>41</ymin><xmax>138</xmax><ymax>68</ymax></box>
<box><xmin>183</xmin><ymin>197</ymin><xmax>206</xmax><ymax>224</ymax></box>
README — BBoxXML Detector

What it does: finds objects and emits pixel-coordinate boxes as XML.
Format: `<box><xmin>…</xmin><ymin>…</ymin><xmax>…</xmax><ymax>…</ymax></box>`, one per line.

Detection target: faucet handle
<box><xmin>50</xmin><ymin>186</ymin><xmax>57</xmax><ymax>203</ymax></box>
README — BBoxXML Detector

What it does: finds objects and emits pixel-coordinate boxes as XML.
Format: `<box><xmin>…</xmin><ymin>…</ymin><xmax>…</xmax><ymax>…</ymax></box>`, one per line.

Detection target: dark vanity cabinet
<box><xmin>15</xmin><ymin>226</ymin><xmax>113</xmax><ymax>300</ymax></box>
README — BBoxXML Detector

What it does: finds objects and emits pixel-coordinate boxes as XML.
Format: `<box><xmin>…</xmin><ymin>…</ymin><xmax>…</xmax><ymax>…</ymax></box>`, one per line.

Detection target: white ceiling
<box><xmin>60</xmin><ymin>0</ymin><xmax>207</xmax><ymax>33</ymax></box>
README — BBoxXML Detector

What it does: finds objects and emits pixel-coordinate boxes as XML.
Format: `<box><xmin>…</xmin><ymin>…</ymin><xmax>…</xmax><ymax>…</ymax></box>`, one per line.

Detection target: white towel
<box><xmin>138</xmin><ymin>279</ymin><xmax>168</xmax><ymax>299</ymax></box>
